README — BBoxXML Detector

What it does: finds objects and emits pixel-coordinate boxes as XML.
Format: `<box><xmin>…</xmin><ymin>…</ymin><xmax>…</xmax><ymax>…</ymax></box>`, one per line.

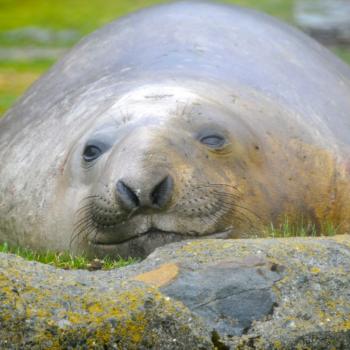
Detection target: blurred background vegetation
<box><xmin>0</xmin><ymin>0</ymin><xmax>349</xmax><ymax>116</ymax></box>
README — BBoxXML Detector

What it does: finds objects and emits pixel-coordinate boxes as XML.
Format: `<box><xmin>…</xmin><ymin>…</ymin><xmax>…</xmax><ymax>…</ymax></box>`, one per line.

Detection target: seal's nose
<box><xmin>116</xmin><ymin>175</ymin><xmax>173</xmax><ymax>210</ymax></box>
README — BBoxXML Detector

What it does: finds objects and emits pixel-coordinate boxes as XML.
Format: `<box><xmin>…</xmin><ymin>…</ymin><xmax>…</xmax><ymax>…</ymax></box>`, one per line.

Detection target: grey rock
<box><xmin>295</xmin><ymin>0</ymin><xmax>350</xmax><ymax>46</ymax></box>
<box><xmin>162</xmin><ymin>257</ymin><xmax>283</xmax><ymax>337</ymax></box>
<box><xmin>0</xmin><ymin>235</ymin><xmax>350</xmax><ymax>349</ymax></box>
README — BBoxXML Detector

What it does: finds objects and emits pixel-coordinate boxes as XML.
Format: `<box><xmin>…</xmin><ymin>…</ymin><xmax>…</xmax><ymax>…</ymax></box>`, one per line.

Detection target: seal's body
<box><xmin>1</xmin><ymin>1</ymin><xmax>350</xmax><ymax>257</ymax></box>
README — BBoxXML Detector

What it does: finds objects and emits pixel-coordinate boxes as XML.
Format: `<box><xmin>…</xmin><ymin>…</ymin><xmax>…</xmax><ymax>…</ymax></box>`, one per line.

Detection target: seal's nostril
<box><xmin>151</xmin><ymin>175</ymin><xmax>174</xmax><ymax>208</ymax></box>
<box><xmin>116</xmin><ymin>180</ymin><xmax>140</xmax><ymax>209</ymax></box>
<box><xmin>116</xmin><ymin>176</ymin><xmax>173</xmax><ymax>211</ymax></box>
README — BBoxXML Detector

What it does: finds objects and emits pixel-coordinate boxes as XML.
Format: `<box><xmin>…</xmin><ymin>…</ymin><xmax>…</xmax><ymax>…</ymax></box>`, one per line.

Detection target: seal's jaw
<box><xmin>88</xmin><ymin>228</ymin><xmax>232</xmax><ymax>259</ymax></box>
<box><xmin>76</xmin><ymin>198</ymin><xmax>237</xmax><ymax>258</ymax></box>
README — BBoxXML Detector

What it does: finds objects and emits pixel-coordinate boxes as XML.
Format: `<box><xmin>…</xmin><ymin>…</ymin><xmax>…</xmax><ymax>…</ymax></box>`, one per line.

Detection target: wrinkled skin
<box><xmin>1</xmin><ymin>2</ymin><xmax>350</xmax><ymax>258</ymax></box>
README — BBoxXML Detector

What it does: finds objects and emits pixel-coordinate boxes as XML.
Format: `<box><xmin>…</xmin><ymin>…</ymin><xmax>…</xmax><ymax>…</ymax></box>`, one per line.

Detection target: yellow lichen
<box><xmin>87</xmin><ymin>303</ymin><xmax>104</xmax><ymax>314</ymax></box>
<box><xmin>310</xmin><ymin>267</ymin><xmax>320</xmax><ymax>274</ymax></box>
<box><xmin>273</xmin><ymin>340</ymin><xmax>283</xmax><ymax>349</ymax></box>
<box><xmin>133</xmin><ymin>263</ymin><xmax>179</xmax><ymax>287</ymax></box>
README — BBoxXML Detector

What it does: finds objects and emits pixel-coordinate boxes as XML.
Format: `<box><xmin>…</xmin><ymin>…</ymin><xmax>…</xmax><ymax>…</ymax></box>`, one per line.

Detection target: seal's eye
<box><xmin>83</xmin><ymin>145</ymin><xmax>102</xmax><ymax>162</ymax></box>
<box><xmin>200</xmin><ymin>134</ymin><xmax>226</xmax><ymax>149</ymax></box>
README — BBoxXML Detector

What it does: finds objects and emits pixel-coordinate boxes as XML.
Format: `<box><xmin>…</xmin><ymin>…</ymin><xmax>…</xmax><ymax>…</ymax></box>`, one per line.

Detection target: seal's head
<box><xmin>2</xmin><ymin>2</ymin><xmax>350</xmax><ymax>260</ymax></box>
<box><xmin>63</xmin><ymin>83</ymin><xmax>266</xmax><ymax>258</ymax></box>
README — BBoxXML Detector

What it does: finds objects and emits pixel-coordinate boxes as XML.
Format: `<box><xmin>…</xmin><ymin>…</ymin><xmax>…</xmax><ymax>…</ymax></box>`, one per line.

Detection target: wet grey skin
<box><xmin>0</xmin><ymin>1</ymin><xmax>350</xmax><ymax>258</ymax></box>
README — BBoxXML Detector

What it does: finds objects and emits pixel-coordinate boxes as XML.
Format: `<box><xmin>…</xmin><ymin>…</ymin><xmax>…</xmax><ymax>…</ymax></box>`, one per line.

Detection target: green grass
<box><xmin>332</xmin><ymin>47</ymin><xmax>350</xmax><ymax>64</ymax></box>
<box><xmin>0</xmin><ymin>58</ymin><xmax>54</xmax><ymax>71</ymax></box>
<box><xmin>0</xmin><ymin>94</ymin><xmax>18</xmax><ymax>114</ymax></box>
<box><xmin>0</xmin><ymin>242</ymin><xmax>137</xmax><ymax>270</ymax></box>
<box><xmin>0</xmin><ymin>63</ymin><xmax>46</xmax><ymax>115</ymax></box>
<box><xmin>266</xmin><ymin>217</ymin><xmax>339</xmax><ymax>238</ymax></box>
<box><xmin>0</xmin><ymin>59</ymin><xmax>54</xmax><ymax>114</ymax></box>
<box><xmin>0</xmin><ymin>0</ymin><xmax>293</xmax><ymax>38</ymax></box>
<box><xmin>0</xmin><ymin>0</ymin><xmax>349</xmax><ymax>116</ymax></box>
<box><xmin>0</xmin><ymin>0</ymin><xmax>167</xmax><ymax>42</ymax></box>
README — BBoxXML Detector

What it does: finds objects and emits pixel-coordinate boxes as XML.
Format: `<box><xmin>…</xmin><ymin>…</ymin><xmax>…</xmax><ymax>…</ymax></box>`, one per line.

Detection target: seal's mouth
<box><xmin>89</xmin><ymin>228</ymin><xmax>232</xmax><ymax>246</ymax></box>
<box><xmin>86</xmin><ymin>225</ymin><xmax>233</xmax><ymax>258</ymax></box>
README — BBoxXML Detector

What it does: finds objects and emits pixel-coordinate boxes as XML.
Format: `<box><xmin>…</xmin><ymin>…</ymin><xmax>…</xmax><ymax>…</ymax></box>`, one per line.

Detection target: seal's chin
<box><xmin>88</xmin><ymin>229</ymin><xmax>232</xmax><ymax>259</ymax></box>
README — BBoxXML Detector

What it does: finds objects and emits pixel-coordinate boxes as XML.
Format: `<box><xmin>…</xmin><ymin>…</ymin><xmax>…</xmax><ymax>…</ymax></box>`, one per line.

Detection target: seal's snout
<box><xmin>116</xmin><ymin>175</ymin><xmax>173</xmax><ymax>211</ymax></box>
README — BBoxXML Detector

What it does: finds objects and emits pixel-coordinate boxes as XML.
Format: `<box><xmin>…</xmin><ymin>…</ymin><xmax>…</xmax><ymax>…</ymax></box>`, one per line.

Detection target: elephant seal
<box><xmin>1</xmin><ymin>1</ymin><xmax>350</xmax><ymax>258</ymax></box>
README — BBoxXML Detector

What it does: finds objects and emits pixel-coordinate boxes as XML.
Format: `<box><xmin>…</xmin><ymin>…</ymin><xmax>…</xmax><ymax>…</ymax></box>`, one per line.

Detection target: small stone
<box><xmin>87</xmin><ymin>259</ymin><xmax>104</xmax><ymax>271</ymax></box>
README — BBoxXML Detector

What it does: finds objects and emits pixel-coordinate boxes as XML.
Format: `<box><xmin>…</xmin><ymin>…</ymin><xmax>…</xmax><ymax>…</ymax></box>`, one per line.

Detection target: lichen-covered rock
<box><xmin>1</xmin><ymin>235</ymin><xmax>350</xmax><ymax>349</ymax></box>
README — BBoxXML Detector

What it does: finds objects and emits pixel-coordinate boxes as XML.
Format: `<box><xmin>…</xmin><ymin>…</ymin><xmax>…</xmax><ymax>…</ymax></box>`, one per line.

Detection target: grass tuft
<box><xmin>0</xmin><ymin>242</ymin><xmax>137</xmax><ymax>270</ymax></box>
<box><xmin>266</xmin><ymin>216</ymin><xmax>339</xmax><ymax>238</ymax></box>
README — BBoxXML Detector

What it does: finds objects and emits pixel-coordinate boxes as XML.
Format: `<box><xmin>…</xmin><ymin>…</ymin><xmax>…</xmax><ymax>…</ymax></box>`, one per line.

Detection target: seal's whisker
<box><xmin>207</xmin><ymin>187</ymin><xmax>260</xmax><ymax>233</ymax></box>
<box><xmin>231</xmin><ymin>208</ymin><xmax>258</xmax><ymax>230</ymax></box>
<box><xmin>75</xmin><ymin>205</ymin><xmax>94</xmax><ymax>218</ymax></box>
<box><xmin>215</xmin><ymin>208</ymin><xmax>249</xmax><ymax>229</ymax></box>
<box><xmin>210</xmin><ymin>203</ymin><xmax>236</xmax><ymax>225</ymax></box>
<box><xmin>79</xmin><ymin>197</ymin><xmax>93</xmax><ymax>204</ymax></box>
<box><xmin>231</xmin><ymin>203</ymin><xmax>262</xmax><ymax>222</ymax></box>
<box><xmin>76</xmin><ymin>200</ymin><xmax>95</xmax><ymax>208</ymax></box>
<box><xmin>71</xmin><ymin>220</ymin><xmax>96</xmax><ymax>247</ymax></box>
<box><xmin>70</xmin><ymin>225</ymin><xmax>88</xmax><ymax>247</ymax></box>
<box><xmin>74</xmin><ymin>207</ymin><xmax>94</xmax><ymax>222</ymax></box>
<box><xmin>88</xmin><ymin>225</ymin><xmax>99</xmax><ymax>244</ymax></box>
<box><xmin>218</xmin><ymin>197</ymin><xmax>241</xmax><ymax>205</ymax></box>
<box><xmin>216</xmin><ymin>195</ymin><xmax>262</xmax><ymax>222</ymax></box>
<box><xmin>71</xmin><ymin>197</ymin><xmax>96</xmax><ymax>248</ymax></box>
<box><xmin>214</xmin><ymin>203</ymin><xmax>234</xmax><ymax>213</ymax></box>
<box><xmin>81</xmin><ymin>194</ymin><xmax>100</xmax><ymax>201</ymax></box>
<box><xmin>72</xmin><ymin>218</ymin><xmax>94</xmax><ymax>235</ymax></box>
<box><xmin>226</xmin><ymin>204</ymin><xmax>257</xmax><ymax>225</ymax></box>
<box><xmin>73</xmin><ymin>217</ymin><xmax>94</xmax><ymax>231</ymax></box>
<box><xmin>73</xmin><ymin>219</ymin><xmax>93</xmax><ymax>233</ymax></box>
<box><xmin>212</xmin><ymin>198</ymin><xmax>256</xmax><ymax>227</ymax></box>
<box><xmin>208</xmin><ymin>191</ymin><xmax>241</xmax><ymax>199</ymax></box>
<box><xmin>74</xmin><ymin>202</ymin><xmax>95</xmax><ymax>216</ymax></box>
<box><xmin>76</xmin><ymin>202</ymin><xmax>93</xmax><ymax>210</ymax></box>
<box><xmin>206</xmin><ymin>212</ymin><xmax>221</xmax><ymax>226</ymax></box>
<box><xmin>196</xmin><ymin>183</ymin><xmax>242</xmax><ymax>193</ymax></box>
<box><xmin>199</xmin><ymin>214</ymin><xmax>213</xmax><ymax>228</ymax></box>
